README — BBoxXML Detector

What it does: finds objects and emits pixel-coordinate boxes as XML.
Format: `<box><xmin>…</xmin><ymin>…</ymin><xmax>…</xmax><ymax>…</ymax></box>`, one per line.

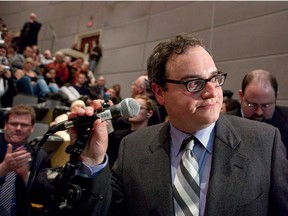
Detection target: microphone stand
<box><xmin>36</xmin><ymin>122</ymin><xmax>93</xmax><ymax>215</ymax></box>
<box><xmin>50</xmin><ymin>125</ymin><xmax>92</xmax><ymax>213</ymax></box>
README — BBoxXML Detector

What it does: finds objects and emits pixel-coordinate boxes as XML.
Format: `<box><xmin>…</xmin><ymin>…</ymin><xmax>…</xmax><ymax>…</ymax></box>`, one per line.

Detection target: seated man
<box><xmin>226</xmin><ymin>69</ymin><xmax>288</xmax><ymax>152</ymax></box>
<box><xmin>0</xmin><ymin>104</ymin><xmax>51</xmax><ymax>216</ymax></box>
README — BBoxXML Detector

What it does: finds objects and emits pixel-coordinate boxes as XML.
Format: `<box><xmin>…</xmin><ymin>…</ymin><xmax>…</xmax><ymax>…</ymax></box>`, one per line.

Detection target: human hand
<box><xmin>68</xmin><ymin>100</ymin><xmax>109</xmax><ymax>166</ymax></box>
<box><xmin>0</xmin><ymin>65</ymin><xmax>11</xmax><ymax>78</ymax></box>
<box><xmin>0</xmin><ymin>144</ymin><xmax>31</xmax><ymax>179</ymax></box>
<box><xmin>12</xmin><ymin>146</ymin><xmax>31</xmax><ymax>183</ymax></box>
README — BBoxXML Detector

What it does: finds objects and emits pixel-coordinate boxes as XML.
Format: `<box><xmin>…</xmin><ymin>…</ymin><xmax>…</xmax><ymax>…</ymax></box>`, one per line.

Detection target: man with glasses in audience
<box><xmin>0</xmin><ymin>104</ymin><xmax>51</xmax><ymax>216</ymax></box>
<box><xmin>227</xmin><ymin>69</ymin><xmax>288</xmax><ymax>152</ymax></box>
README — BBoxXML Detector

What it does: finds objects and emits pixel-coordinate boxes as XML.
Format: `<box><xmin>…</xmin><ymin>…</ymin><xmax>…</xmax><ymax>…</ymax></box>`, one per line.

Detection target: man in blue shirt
<box><xmin>58</xmin><ymin>34</ymin><xmax>288</xmax><ymax>216</ymax></box>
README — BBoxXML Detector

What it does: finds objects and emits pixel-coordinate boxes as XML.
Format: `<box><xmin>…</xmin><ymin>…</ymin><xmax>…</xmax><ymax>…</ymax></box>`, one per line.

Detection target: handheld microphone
<box><xmin>49</xmin><ymin>98</ymin><xmax>140</xmax><ymax>133</ymax></box>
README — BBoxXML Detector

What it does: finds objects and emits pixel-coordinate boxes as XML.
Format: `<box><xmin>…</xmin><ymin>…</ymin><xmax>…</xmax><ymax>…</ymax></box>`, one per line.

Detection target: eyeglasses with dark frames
<box><xmin>163</xmin><ymin>72</ymin><xmax>227</xmax><ymax>93</ymax></box>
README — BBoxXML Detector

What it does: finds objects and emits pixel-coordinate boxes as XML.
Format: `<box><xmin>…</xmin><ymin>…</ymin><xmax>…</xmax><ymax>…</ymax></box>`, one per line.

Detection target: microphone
<box><xmin>49</xmin><ymin>98</ymin><xmax>140</xmax><ymax>133</ymax></box>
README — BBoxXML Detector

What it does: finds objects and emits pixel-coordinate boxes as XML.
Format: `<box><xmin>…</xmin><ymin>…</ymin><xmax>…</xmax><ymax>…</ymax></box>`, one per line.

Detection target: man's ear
<box><xmin>147</xmin><ymin>111</ymin><xmax>153</xmax><ymax>118</ymax></box>
<box><xmin>239</xmin><ymin>89</ymin><xmax>243</xmax><ymax>99</ymax></box>
<box><xmin>151</xmin><ymin>83</ymin><xmax>165</xmax><ymax>106</ymax></box>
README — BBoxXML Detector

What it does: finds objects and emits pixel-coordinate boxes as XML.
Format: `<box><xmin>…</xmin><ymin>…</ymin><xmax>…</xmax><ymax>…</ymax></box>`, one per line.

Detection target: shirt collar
<box><xmin>170</xmin><ymin>122</ymin><xmax>215</xmax><ymax>156</ymax></box>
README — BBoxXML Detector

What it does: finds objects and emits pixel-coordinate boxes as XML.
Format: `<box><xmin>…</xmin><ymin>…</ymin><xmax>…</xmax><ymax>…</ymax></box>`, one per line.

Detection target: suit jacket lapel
<box><xmin>205</xmin><ymin>115</ymin><xmax>250</xmax><ymax>216</ymax></box>
<box><xmin>140</xmin><ymin>122</ymin><xmax>175</xmax><ymax>216</ymax></box>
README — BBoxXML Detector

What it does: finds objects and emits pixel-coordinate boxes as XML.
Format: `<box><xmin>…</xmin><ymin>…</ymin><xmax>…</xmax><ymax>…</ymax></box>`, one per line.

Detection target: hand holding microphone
<box><xmin>63</xmin><ymin>98</ymin><xmax>140</xmax><ymax>166</ymax></box>
<box><xmin>49</xmin><ymin>98</ymin><xmax>140</xmax><ymax>133</ymax></box>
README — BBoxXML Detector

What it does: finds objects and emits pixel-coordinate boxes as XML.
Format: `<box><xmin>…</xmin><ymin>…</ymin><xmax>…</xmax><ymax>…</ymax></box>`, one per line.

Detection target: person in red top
<box><xmin>47</xmin><ymin>51</ymin><xmax>69</xmax><ymax>87</ymax></box>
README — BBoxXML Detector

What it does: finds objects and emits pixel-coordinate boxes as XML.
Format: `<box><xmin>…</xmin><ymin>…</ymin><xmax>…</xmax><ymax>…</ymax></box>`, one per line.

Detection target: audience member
<box><xmin>72</xmin><ymin>72</ymin><xmax>90</xmax><ymax>97</ymax></box>
<box><xmin>81</xmin><ymin>60</ymin><xmax>96</xmax><ymax>86</ymax></box>
<box><xmin>0</xmin><ymin>43</ymin><xmax>9</xmax><ymax>66</ymax></box>
<box><xmin>2</xmin><ymin>31</ymin><xmax>14</xmax><ymax>47</ymax></box>
<box><xmin>0</xmin><ymin>18</ymin><xmax>7</xmax><ymax>33</ymax></box>
<box><xmin>39</xmin><ymin>49</ymin><xmax>53</xmax><ymax>66</ymax></box>
<box><xmin>132</xmin><ymin>74</ymin><xmax>162</xmax><ymax>125</ymax></box>
<box><xmin>50</xmin><ymin>99</ymin><xmax>86</xmax><ymax>141</ymax></box>
<box><xmin>18</xmin><ymin>13</ymin><xmax>42</xmax><ymax>54</ymax></box>
<box><xmin>221</xmin><ymin>89</ymin><xmax>240</xmax><ymax>113</ymax></box>
<box><xmin>105</xmin><ymin>87</ymin><xmax>117</xmax><ymax>105</ymax></box>
<box><xmin>221</xmin><ymin>98</ymin><xmax>240</xmax><ymax>113</ymax></box>
<box><xmin>0</xmin><ymin>65</ymin><xmax>17</xmax><ymax>107</ymax></box>
<box><xmin>112</xmin><ymin>83</ymin><xmax>122</xmax><ymax>104</ymax></box>
<box><xmin>0</xmin><ymin>104</ymin><xmax>51</xmax><ymax>216</ymax></box>
<box><xmin>89</xmin><ymin>75</ymin><xmax>107</xmax><ymax>99</ymax></box>
<box><xmin>70</xmin><ymin>57</ymin><xmax>84</xmax><ymax>83</ymax></box>
<box><xmin>63</xmin><ymin>34</ymin><xmax>288</xmax><ymax>216</ymax></box>
<box><xmin>14</xmin><ymin>57</ymin><xmax>52</xmax><ymax>98</ymax></box>
<box><xmin>31</xmin><ymin>45</ymin><xmax>41</xmax><ymax>69</ymax></box>
<box><xmin>88</xmin><ymin>39</ymin><xmax>102</xmax><ymax>72</ymax></box>
<box><xmin>47</xmin><ymin>51</ymin><xmax>69</xmax><ymax>87</ymax></box>
<box><xmin>11</xmin><ymin>46</ymin><xmax>33</xmax><ymax>71</ymax></box>
<box><xmin>7</xmin><ymin>44</ymin><xmax>18</xmax><ymax>65</ymax></box>
<box><xmin>107</xmin><ymin>94</ymin><xmax>153</xmax><ymax>168</ymax></box>
<box><xmin>226</xmin><ymin>69</ymin><xmax>288</xmax><ymax>152</ymax></box>
<box><xmin>44</xmin><ymin>67</ymin><xmax>61</xmax><ymax>94</ymax></box>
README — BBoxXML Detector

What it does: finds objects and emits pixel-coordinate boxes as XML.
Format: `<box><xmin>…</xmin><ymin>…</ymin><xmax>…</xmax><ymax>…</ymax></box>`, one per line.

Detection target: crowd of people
<box><xmin>0</xmin><ymin>13</ymin><xmax>287</xmax><ymax>216</ymax></box>
<box><xmin>0</xmin><ymin>14</ymin><xmax>107</xmax><ymax>108</ymax></box>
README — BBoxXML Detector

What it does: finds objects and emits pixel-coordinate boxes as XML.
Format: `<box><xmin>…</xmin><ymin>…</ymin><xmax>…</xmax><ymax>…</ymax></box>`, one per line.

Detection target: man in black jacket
<box><xmin>226</xmin><ymin>69</ymin><xmax>288</xmax><ymax>153</ymax></box>
<box><xmin>0</xmin><ymin>105</ymin><xmax>51</xmax><ymax>216</ymax></box>
<box><xmin>18</xmin><ymin>13</ymin><xmax>41</xmax><ymax>54</ymax></box>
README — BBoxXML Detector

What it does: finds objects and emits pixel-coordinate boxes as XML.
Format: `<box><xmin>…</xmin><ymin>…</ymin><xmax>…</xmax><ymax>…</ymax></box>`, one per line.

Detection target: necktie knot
<box><xmin>184</xmin><ymin>135</ymin><xmax>196</xmax><ymax>151</ymax></box>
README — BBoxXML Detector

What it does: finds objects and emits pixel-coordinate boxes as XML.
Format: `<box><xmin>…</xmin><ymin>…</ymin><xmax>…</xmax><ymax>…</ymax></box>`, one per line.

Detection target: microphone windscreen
<box><xmin>120</xmin><ymin>98</ymin><xmax>140</xmax><ymax>118</ymax></box>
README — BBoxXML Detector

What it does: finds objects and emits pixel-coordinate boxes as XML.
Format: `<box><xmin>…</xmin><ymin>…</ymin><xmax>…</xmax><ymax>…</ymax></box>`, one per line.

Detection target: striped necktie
<box><xmin>0</xmin><ymin>172</ymin><xmax>16</xmax><ymax>216</ymax></box>
<box><xmin>173</xmin><ymin>136</ymin><xmax>200</xmax><ymax>216</ymax></box>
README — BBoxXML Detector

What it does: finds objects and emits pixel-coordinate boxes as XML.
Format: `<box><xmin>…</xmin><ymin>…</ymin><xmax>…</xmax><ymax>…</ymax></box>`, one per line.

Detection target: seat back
<box><xmin>28</xmin><ymin>122</ymin><xmax>50</xmax><ymax>142</ymax></box>
<box><xmin>12</xmin><ymin>94</ymin><xmax>38</xmax><ymax>106</ymax></box>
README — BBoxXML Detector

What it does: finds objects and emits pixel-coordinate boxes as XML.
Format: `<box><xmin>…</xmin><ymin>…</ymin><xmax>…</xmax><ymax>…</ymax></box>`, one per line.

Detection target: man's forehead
<box><xmin>9</xmin><ymin>113</ymin><xmax>32</xmax><ymax>121</ymax></box>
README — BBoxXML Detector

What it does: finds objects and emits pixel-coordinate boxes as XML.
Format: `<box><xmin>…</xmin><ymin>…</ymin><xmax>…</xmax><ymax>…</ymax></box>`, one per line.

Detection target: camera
<box><xmin>2</xmin><ymin>65</ymin><xmax>10</xmax><ymax>71</ymax></box>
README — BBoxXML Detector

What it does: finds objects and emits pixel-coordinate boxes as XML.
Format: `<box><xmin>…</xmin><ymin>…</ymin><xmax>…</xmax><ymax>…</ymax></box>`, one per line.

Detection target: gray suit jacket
<box><xmin>70</xmin><ymin>114</ymin><xmax>288</xmax><ymax>216</ymax></box>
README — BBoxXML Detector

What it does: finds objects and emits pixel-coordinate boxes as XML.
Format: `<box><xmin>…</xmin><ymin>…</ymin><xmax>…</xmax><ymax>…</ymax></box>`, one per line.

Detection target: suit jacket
<box><xmin>67</xmin><ymin>114</ymin><xmax>287</xmax><ymax>216</ymax></box>
<box><xmin>18</xmin><ymin>21</ymin><xmax>42</xmax><ymax>53</ymax></box>
<box><xmin>0</xmin><ymin>134</ymin><xmax>50</xmax><ymax>216</ymax></box>
<box><xmin>227</xmin><ymin>106</ymin><xmax>288</xmax><ymax>152</ymax></box>
<box><xmin>89</xmin><ymin>85</ymin><xmax>107</xmax><ymax>100</ymax></box>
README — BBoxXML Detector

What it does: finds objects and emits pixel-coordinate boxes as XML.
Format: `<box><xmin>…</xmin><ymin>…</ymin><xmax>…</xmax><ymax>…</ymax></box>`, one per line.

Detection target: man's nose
<box><xmin>255</xmin><ymin>106</ymin><xmax>264</xmax><ymax>115</ymax></box>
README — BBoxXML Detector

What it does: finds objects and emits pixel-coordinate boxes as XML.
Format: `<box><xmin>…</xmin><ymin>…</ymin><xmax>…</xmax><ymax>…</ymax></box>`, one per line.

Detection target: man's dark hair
<box><xmin>147</xmin><ymin>33</ymin><xmax>208</xmax><ymax>90</ymax></box>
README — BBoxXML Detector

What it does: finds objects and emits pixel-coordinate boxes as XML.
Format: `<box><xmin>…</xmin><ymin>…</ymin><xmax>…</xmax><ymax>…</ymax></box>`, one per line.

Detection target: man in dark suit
<box><xmin>89</xmin><ymin>75</ymin><xmax>108</xmax><ymax>100</ymax></box>
<box><xmin>18</xmin><ymin>13</ymin><xmax>42</xmax><ymax>54</ymax></box>
<box><xmin>227</xmin><ymin>69</ymin><xmax>288</xmax><ymax>153</ymax></box>
<box><xmin>57</xmin><ymin>34</ymin><xmax>287</xmax><ymax>216</ymax></box>
<box><xmin>0</xmin><ymin>105</ymin><xmax>51</xmax><ymax>216</ymax></box>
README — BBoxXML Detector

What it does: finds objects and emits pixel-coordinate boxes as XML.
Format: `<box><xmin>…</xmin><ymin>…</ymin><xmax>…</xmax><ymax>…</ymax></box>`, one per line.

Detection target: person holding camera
<box><xmin>0</xmin><ymin>64</ymin><xmax>17</xmax><ymax>107</ymax></box>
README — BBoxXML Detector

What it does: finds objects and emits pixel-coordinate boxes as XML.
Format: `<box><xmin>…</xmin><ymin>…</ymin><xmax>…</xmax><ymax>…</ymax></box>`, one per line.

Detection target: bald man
<box><xmin>227</xmin><ymin>69</ymin><xmax>288</xmax><ymax>153</ymax></box>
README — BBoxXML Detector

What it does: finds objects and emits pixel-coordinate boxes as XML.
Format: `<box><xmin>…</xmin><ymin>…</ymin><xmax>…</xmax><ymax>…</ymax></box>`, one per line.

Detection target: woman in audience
<box><xmin>14</xmin><ymin>57</ymin><xmax>52</xmax><ymax>98</ymax></box>
<box><xmin>107</xmin><ymin>94</ymin><xmax>153</xmax><ymax>167</ymax></box>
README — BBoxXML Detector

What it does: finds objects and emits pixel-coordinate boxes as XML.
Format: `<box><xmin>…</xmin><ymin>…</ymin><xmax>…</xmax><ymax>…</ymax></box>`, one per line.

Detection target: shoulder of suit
<box><xmin>220</xmin><ymin>114</ymin><xmax>277</xmax><ymax>131</ymax></box>
<box><xmin>275</xmin><ymin>105</ymin><xmax>288</xmax><ymax>120</ymax></box>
